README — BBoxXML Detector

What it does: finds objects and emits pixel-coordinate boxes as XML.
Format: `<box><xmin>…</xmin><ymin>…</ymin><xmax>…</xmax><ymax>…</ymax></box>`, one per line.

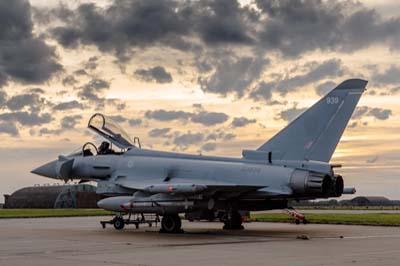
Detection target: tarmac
<box><xmin>1</xmin><ymin>216</ymin><xmax>400</xmax><ymax>266</ymax></box>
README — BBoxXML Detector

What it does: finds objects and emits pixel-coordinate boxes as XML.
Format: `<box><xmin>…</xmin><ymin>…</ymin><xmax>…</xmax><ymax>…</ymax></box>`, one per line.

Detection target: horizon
<box><xmin>0</xmin><ymin>0</ymin><xmax>399</xmax><ymax>200</ymax></box>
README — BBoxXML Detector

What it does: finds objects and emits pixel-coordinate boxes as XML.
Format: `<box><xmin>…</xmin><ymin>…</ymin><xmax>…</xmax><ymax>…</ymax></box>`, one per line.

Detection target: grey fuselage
<box><xmin>67</xmin><ymin>147</ymin><xmax>340</xmax><ymax>213</ymax></box>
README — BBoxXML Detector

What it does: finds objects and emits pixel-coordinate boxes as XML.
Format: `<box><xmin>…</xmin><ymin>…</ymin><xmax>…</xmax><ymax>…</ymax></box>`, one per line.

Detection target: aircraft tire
<box><xmin>223</xmin><ymin>211</ymin><xmax>243</xmax><ymax>230</ymax></box>
<box><xmin>113</xmin><ymin>217</ymin><xmax>125</xmax><ymax>230</ymax></box>
<box><xmin>161</xmin><ymin>214</ymin><xmax>182</xmax><ymax>233</ymax></box>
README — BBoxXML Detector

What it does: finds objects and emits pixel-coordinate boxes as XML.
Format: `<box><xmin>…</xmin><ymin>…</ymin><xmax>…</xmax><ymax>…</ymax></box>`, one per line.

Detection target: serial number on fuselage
<box><xmin>240</xmin><ymin>166</ymin><xmax>261</xmax><ymax>174</ymax></box>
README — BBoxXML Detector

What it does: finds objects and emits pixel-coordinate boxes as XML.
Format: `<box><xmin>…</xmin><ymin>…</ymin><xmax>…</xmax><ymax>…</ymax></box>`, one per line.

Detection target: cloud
<box><xmin>62</xmin><ymin>75</ymin><xmax>78</xmax><ymax>87</ymax></box>
<box><xmin>77</xmin><ymin>78</ymin><xmax>110</xmax><ymax>105</ymax></box>
<box><xmin>50</xmin><ymin>1</ymin><xmax>191</xmax><ymax>59</ymax></box>
<box><xmin>231</xmin><ymin>117</ymin><xmax>257</xmax><ymax>128</ymax></box>
<box><xmin>0</xmin><ymin>121</ymin><xmax>19</xmax><ymax>136</ymax></box>
<box><xmin>190</xmin><ymin>111</ymin><xmax>229</xmax><ymax>126</ymax></box>
<box><xmin>0</xmin><ymin>0</ymin><xmax>62</xmax><ymax>86</ymax></box>
<box><xmin>278</xmin><ymin>106</ymin><xmax>307</xmax><ymax>122</ymax></box>
<box><xmin>250</xmin><ymin>59</ymin><xmax>344</xmax><ymax>101</ymax></box>
<box><xmin>201</xmin><ymin>142</ymin><xmax>217</xmax><ymax>152</ymax></box>
<box><xmin>134</xmin><ymin>66</ymin><xmax>173</xmax><ymax>83</ymax></box>
<box><xmin>108</xmin><ymin>115</ymin><xmax>127</xmax><ymax>123</ymax></box>
<box><xmin>353</xmin><ymin>106</ymin><xmax>393</xmax><ymax>120</ymax></box>
<box><xmin>148</xmin><ymin>128</ymin><xmax>171</xmax><ymax>138</ymax></box>
<box><xmin>0</xmin><ymin>90</ymin><xmax>7</xmax><ymax>105</ymax></box>
<box><xmin>199</xmin><ymin>55</ymin><xmax>269</xmax><ymax>97</ymax></box>
<box><xmin>145</xmin><ymin>109</ymin><xmax>192</xmax><ymax>121</ymax></box>
<box><xmin>60</xmin><ymin>115</ymin><xmax>82</xmax><ymax>129</ymax></box>
<box><xmin>53</xmin><ymin>100</ymin><xmax>84</xmax><ymax>111</ymax></box>
<box><xmin>173</xmin><ymin>131</ymin><xmax>204</xmax><ymax>149</ymax></box>
<box><xmin>0</xmin><ymin>111</ymin><xmax>52</xmax><ymax>126</ymax></box>
<box><xmin>5</xmin><ymin>91</ymin><xmax>46</xmax><ymax>112</ymax></box>
<box><xmin>372</xmin><ymin>65</ymin><xmax>400</xmax><ymax>86</ymax></box>
<box><xmin>315</xmin><ymin>81</ymin><xmax>336</xmax><ymax>96</ymax></box>
<box><xmin>206</xmin><ymin>131</ymin><xmax>236</xmax><ymax>141</ymax></box>
<box><xmin>128</xmin><ymin>118</ymin><xmax>143</xmax><ymax>126</ymax></box>
<box><xmin>145</xmin><ymin>108</ymin><xmax>229</xmax><ymax>126</ymax></box>
<box><xmin>256</xmin><ymin>0</ymin><xmax>400</xmax><ymax>56</ymax></box>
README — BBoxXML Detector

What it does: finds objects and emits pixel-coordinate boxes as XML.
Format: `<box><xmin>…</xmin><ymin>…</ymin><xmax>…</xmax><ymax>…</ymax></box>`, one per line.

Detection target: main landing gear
<box><xmin>223</xmin><ymin>211</ymin><xmax>244</xmax><ymax>230</ymax></box>
<box><xmin>160</xmin><ymin>214</ymin><xmax>183</xmax><ymax>233</ymax></box>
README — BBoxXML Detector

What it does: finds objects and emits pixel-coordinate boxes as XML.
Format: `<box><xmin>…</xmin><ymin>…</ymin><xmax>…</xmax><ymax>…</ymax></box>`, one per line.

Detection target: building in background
<box><xmin>3</xmin><ymin>184</ymin><xmax>102</xmax><ymax>209</ymax></box>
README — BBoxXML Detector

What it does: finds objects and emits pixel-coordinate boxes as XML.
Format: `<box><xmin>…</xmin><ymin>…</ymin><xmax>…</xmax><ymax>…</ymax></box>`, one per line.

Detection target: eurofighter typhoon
<box><xmin>32</xmin><ymin>79</ymin><xmax>366</xmax><ymax>233</ymax></box>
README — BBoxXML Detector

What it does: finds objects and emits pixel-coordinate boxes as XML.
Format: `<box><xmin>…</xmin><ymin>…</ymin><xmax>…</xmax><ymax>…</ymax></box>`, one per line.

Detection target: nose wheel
<box><xmin>160</xmin><ymin>214</ymin><xmax>183</xmax><ymax>233</ymax></box>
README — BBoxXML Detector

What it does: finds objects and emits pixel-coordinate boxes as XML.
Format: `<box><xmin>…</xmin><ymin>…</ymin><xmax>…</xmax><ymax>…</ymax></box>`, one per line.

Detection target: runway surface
<box><xmin>1</xmin><ymin>216</ymin><xmax>400</xmax><ymax>266</ymax></box>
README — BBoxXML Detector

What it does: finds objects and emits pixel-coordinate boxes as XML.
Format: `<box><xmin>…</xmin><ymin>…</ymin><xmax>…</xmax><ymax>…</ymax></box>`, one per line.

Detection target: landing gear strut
<box><xmin>160</xmin><ymin>214</ymin><xmax>182</xmax><ymax>233</ymax></box>
<box><xmin>223</xmin><ymin>211</ymin><xmax>244</xmax><ymax>230</ymax></box>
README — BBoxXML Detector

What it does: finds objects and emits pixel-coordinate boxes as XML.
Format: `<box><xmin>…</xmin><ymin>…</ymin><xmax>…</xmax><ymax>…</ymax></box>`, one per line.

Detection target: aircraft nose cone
<box><xmin>31</xmin><ymin>160</ymin><xmax>58</xmax><ymax>179</ymax></box>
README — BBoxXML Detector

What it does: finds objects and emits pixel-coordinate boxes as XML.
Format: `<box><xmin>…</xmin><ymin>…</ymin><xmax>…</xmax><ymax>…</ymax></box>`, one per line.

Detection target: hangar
<box><xmin>3</xmin><ymin>184</ymin><xmax>101</xmax><ymax>209</ymax></box>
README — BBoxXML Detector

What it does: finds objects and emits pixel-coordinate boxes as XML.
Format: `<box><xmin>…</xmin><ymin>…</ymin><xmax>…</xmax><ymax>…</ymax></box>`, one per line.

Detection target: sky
<box><xmin>0</xmin><ymin>0</ymin><xmax>399</xmax><ymax>201</ymax></box>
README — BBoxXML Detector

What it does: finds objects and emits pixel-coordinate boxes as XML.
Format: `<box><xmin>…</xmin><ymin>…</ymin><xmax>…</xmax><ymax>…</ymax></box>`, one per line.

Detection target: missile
<box><xmin>97</xmin><ymin>195</ymin><xmax>194</xmax><ymax>214</ymax></box>
<box><xmin>143</xmin><ymin>184</ymin><xmax>207</xmax><ymax>194</ymax></box>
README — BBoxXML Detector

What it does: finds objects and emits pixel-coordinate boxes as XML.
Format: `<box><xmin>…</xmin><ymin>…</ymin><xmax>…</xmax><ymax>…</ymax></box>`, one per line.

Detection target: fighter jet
<box><xmin>32</xmin><ymin>79</ymin><xmax>366</xmax><ymax>233</ymax></box>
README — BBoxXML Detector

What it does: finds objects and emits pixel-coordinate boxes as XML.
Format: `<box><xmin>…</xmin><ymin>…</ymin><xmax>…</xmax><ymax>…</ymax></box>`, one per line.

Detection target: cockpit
<box><xmin>79</xmin><ymin>113</ymin><xmax>141</xmax><ymax>157</ymax></box>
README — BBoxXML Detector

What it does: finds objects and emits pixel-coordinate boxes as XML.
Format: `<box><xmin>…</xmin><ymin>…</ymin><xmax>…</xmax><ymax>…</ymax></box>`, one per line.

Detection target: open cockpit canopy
<box><xmin>88</xmin><ymin>113</ymin><xmax>135</xmax><ymax>149</ymax></box>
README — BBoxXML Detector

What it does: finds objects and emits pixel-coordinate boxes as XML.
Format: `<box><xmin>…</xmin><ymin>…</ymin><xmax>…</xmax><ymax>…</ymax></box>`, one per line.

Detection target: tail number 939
<box><xmin>326</xmin><ymin>97</ymin><xmax>339</xmax><ymax>104</ymax></box>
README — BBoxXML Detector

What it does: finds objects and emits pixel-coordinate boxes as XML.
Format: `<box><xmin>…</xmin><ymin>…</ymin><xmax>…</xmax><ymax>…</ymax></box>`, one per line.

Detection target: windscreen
<box><xmin>88</xmin><ymin>113</ymin><xmax>134</xmax><ymax>149</ymax></box>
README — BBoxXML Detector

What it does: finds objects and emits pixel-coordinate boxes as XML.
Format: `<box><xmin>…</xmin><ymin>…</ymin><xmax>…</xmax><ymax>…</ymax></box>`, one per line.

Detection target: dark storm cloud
<box><xmin>50</xmin><ymin>0</ymin><xmax>191</xmax><ymax>59</ymax></box>
<box><xmin>43</xmin><ymin>0</ymin><xmax>400</xmax><ymax>65</ymax></box>
<box><xmin>148</xmin><ymin>128</ymin><xmax>171</xmax><ymax>138</ymax></box>
<box><xmin>193</xmin><ymin>0</ymin><xmax>256</xmax><ymax>45</ymax></box>
<box><xmin>0</xmin><ymin>111</ymin><xmax>52</xmax><ymax>126</ymax></box>
<box><xmin>190</xmin><ymin>111</ymin><xmax>229</xmax><ymax>126</ymax></box>
<box><xmin>250</xmin><ymin>59</ymin><xmax>344</xmax><ymax>101</ymax></box>
<box><xmin>0</xmin><ymin>0</ymin><xmax>62</xmax><ymax>86</ymax></box>
<box><xmin>53</xmin><ymin>100</ymin><xmax>84</xmax><ymax>111</ymax></box>
<box><xmin>48</xmin><ymin>0</ymin><xmax>259</xmax><ymax>58</ymax></box>
<box><xmin>134</xmin><ymin>66</ymin><xmax>173</xmax><ymax>84</ymax></box>
<box><xmin>0</xmin><ymin>121</ymin><xmax>19</xmax><ymax>136</ymax></box>
<box><xmin>353</xmin><ymin>106</ymin><xmax>392</xmax><ymax>120</ymax></box>
<box><xmin>199</xmin><ymin>56</ymin><xmax>269</xmax><ymax>97</ymax></box>
<box><xmin>231</xmin><ymin>117</ymin><xmax>257</xmax><ymax>128</ymax></box>
<box><xmin>255</xmin><ymin>0</ymin><xmax>400</xmax><ymax>57</ymax></box>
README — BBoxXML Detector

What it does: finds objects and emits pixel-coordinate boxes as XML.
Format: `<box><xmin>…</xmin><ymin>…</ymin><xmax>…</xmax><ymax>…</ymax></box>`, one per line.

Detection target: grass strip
<box><xmin>250</xmin><ymin>213</ymin><xmax>400</xmax><ymax>226</ymax></box>
<box><xmin>0</xmin><ymin>209</ymin><xmax>113</xmax><ymax>219</ymax></box>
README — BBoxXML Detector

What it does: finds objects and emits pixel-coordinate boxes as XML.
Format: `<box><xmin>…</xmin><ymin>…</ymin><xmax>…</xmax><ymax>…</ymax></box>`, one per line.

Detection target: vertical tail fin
<box><xmin>257</xmin><ymin>79</ymin><xmax>367</xmax><ymax>162</ymax></box>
